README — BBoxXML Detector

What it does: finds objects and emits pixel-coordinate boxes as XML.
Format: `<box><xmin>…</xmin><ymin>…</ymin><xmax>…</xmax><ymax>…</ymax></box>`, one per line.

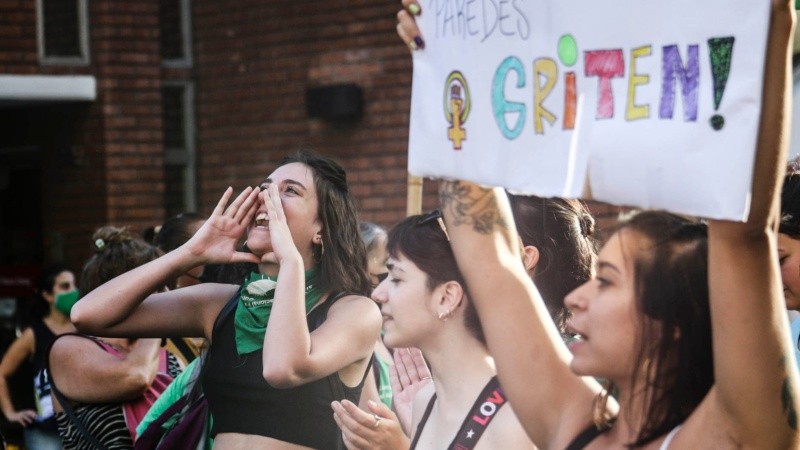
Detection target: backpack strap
<box><xmin>45</xmin><ymin>332</ymin><xmax>111</xmax><ymax>450</ymax></box>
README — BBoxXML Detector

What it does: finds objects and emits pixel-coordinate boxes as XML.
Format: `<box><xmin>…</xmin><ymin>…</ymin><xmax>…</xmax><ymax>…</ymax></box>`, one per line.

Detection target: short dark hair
<box><xmin>507</xmin><ymin>194</ymin><xmax>597</xmax><ymax>332</ymax></box>
<box><xmin>614</xmin><ymin>211</ymin><xmax>712</xmax><ymax>446</ymax></box>
<box><xmin>386</xmin><ymin>214</ymin><xmax>484</xmax><ymax>344</ymax></box>
<box><xmin>80</xmin><ymin>226</ymin><xmax>164</xmax><ymax>295</ymax></box>
<box><xmin>153</xmin><ymin>212</ymin><xmax>204</xmax><ymax>253</ymax></box>
<box><xmin>279</xmin><ymin>152</ymin><xmax>372</xmax><ymax>297</ymax></box>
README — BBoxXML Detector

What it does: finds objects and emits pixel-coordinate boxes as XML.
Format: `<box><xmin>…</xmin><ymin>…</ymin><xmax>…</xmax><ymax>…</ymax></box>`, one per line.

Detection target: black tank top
<box><xmin>31</xmin><ymin>319</ymin><xmax>57</xmax><ymax>372</ymax></box>
<box><xmin>201</xmin><ymin>291</ymin><xmax>366</xmax><ymax>449</ymax></box>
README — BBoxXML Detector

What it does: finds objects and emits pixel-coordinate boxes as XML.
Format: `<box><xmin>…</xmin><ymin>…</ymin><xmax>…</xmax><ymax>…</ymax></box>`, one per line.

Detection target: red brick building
<box><xmin>0</xmin><ymin>0</ymin><xmax>621</xmax><ymax>284</ymax></box>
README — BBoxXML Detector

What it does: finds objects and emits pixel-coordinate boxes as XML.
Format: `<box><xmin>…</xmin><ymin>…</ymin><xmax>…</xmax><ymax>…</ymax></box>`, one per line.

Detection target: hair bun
<box><xmin>579</xmin><ymin>214</ymin><xmax>595</xmax><ymax>237</ymax></box>
<box><xmin>91</xmin><ymin>226</ymin><xmax>136</xmax><ymax>252</ymax></box>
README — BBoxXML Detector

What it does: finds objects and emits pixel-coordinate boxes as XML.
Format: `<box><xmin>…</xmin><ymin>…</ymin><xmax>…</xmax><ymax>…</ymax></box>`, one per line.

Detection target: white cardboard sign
<box><xmin>408</xmin><ymin>0</ymin><xmax>771</xmax><ymax>220</ymax></box>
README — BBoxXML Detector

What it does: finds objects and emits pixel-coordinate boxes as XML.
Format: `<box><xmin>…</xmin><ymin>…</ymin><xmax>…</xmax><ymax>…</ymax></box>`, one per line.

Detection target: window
<box><xmin>162</xmin><ymin>82</ymin><xmax>197</xmax><ymax>216</ymax></box>
<box><xmin>37</xmin><ymin>0</ymin><xmax>89</xmax><ymax>65</ymax></box>
<box><xmin>160</xmin><ymin>0</ymin><xmax>192</xmax><ymax>67</ymax></box>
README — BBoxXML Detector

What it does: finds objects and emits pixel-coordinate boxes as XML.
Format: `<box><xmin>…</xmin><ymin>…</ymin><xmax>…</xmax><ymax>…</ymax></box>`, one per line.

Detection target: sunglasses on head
<box><xmin>417</xmin><ymin>209</ymin><xmax>450</xmax><ymax>241</ymax></box>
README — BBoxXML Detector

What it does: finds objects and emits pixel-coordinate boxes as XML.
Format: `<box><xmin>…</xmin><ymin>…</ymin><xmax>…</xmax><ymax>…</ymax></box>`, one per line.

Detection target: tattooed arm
<box><xmin>689</xmin><ymin>1</ymin><xmax>800</xmax><ymax>448</ymax></box>
<box><xmin>439</xmin><ymin>181</ymin><xmax>607</xmax><ymax>449</ymax></box>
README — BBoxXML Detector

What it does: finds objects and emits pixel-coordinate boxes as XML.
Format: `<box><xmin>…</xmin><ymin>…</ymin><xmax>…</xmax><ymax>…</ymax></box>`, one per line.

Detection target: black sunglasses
<box><xmin>417</xmin><ymin>209</ymin><xmax>450</xmax><ymax>241</ymax></box>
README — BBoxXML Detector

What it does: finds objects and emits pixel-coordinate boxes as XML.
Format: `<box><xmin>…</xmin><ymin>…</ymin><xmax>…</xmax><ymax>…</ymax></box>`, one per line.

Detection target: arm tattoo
<box><xmin>781</xmin><ymin>356</ymin><xmax>798</xmax><ymax>430</ymax></box>
<box><xmin>439</xmin><ymin>181</ymin><xmax>509</xmax><ymax>235</ymax></box>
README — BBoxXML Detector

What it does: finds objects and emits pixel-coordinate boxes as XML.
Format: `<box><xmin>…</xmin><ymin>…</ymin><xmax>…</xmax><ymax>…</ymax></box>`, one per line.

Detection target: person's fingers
<box><xmin>396</xmin><ymin>11</ymin><xmax>423</xmax><ymax>50</ymax></box>
<box><xmin>212</xmin><ymin>187</ymin><xmax>234</xmax><ymax>216</ymax></box>
<box><xmin>225</xmin><ymin>186</ymin><xmax>253</xmax><ymax>218</ymax></box>
<box><xmin>265</xmin><ymin>184</ymin><xmax>282</xmax><ymax>223</ymax></box>
<box><xmin>399</xmin><ymin>346</ymin><xmax>422</xmax><ymax>381</ymax></box>
<box><xmin>233</xmin><ymin>187</ymin><xmax>260</xmax><ymax>224</ymax></box>
<box><xmin>238</xmin><ymin>195</ymin><xmax>260</xmax><ymax>228</ymax></box>
<box><xmin>409</xmin><ymin>347</ymin><xmax>432</xmax><ymax>379</ymax></box>
<box><xmin>389</xmin><ymin>362</ymin><xmax>403</xmax><ymax>394</ymax></box>
<box><xmin>267</xmin><ymin>183</ymin><xmax>286</xmax><ymax>222</ymax></box>
<box><xmin>393</xmin><ymin>348</ymin><xmax>412</xmax><ymax>388</ymax></box>
<box><xmin>341</xmin><ymin>399</ymin><xmax>381</xmax><ymax>429</ymax></box>
<box><xmin>331</xmin><ymin>401</ymin><xmax>372</xmax><ymax>449</ymax></box>
<box><xmin>401</xmin><ymin>0</ymin><xmax>421</xmax><ymax>15</ymax></box>
<box><xmin>367</xmin><ymin>399</ymin><xmax>397</xmax><ymax>421</ymax></box>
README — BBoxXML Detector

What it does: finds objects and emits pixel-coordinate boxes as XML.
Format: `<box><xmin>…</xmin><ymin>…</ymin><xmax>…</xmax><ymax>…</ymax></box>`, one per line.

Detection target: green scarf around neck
<box><xmin>234</xmin><ymin>266</ymin><xmax>322</xmax><ymax>355</ymax></box>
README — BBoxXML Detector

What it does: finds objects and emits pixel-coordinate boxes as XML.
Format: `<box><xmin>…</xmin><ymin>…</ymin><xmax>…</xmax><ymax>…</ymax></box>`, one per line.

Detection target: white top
<box><xmin>659</xmin><ymin>425</ymin><xmax>682</xmax><ymax>450</ymax></box>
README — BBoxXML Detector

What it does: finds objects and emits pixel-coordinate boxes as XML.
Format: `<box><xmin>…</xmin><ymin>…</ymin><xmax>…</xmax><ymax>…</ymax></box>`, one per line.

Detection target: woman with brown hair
<box><xmin>49</xmin><ymin>227</ymin><xmax>180</xmax><ymax>450</ymax></box>
<box><xmin>71</xmin><ymin>152</ymin><xmax>382</xmax><ymax>449</ymax></box>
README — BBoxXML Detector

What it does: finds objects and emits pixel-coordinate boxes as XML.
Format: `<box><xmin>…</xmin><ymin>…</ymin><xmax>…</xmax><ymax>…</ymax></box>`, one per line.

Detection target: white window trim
<box><xmin>163</xmin><ymin>81</ymin><xmax>197</xmax><ymax>212</ymax></box>
<box><xmin>37</xmin><ymin>0</ymin><xmax>90</xmax><ymax>66</ymax></box>
<box><xmin>162</xmin><ymin>0</ymin><xmax>193</xmax><ymax>68</ymax></box>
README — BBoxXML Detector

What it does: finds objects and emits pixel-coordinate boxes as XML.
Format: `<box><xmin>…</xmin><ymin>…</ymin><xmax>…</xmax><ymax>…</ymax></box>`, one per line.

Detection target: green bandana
<box><xmin>234</xmin><ymin>267</ymin><xmax>322</xmax><ymax>355</ymax></box>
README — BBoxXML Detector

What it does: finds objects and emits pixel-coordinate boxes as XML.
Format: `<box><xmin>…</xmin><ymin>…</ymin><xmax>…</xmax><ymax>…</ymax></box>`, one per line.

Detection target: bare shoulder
<box><xmin>48</xmin><ymin>334</ymin><xmax>104</xmax><ymax>370</ymax></box>
<box><xmin>328</xmin><ymin>294</ymin><xmax>382</xmax><ymax>322</ymax></box>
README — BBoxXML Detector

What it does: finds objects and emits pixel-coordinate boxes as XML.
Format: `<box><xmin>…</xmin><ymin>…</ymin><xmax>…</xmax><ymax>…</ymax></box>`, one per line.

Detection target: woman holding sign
<box><xmin>399</xmin><ymin>0</ymin><xmax>800</xmax><ymax>448</ymax></box>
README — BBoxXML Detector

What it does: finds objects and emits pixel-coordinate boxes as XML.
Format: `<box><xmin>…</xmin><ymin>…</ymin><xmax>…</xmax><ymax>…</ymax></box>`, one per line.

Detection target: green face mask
<box><xmin>54</xmin><ymin>290</ymin><xmax>80</xmax><ymax>316</ymax></box>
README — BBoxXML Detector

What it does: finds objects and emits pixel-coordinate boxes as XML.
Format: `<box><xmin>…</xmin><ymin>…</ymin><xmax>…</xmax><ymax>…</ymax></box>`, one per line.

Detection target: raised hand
<box><xmin>183</xmin><ymin>186</ymin><xmax>261</xmax><ymax>265</ymax></box>
<box><xmin>389</xmin><ymin>347</ymin><xmax>432</xmax><ymax>433</ymax></box>
<box><xmin>261</xmin><ymin>183</ymin><xmax>302</xmax><ymax>264</ymax></box>
<box><xmin>396</xmin><ymin>0</ymin><xmax>424</xmax><ymax>51</ymax></box>
<box><xmin>332</xmin><ymin>399</ymin><xmax>409</xmax><ymax>450</ymax></box>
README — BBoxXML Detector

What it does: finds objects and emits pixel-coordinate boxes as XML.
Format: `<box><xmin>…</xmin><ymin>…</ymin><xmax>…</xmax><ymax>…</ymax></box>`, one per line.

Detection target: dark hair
<box><xmin>279</xmin><ymin>152</ymin><xmax>372</xmax><ymax>297</ymax></box>
<box><xmin>386</xmin><ymin>214</ymin><xmax>484</xmax><ymax>344</ymax></box>
<box><xmin>80</xmin><ymin>226</ymin><xmax>164</xmax><ymax>295</ymax></box>
<box><xmin>780</xmin><ymin>163</ymin><xmax>800</xmax><ymax>238</ymax></box>
<box><xmin>28</xmin><ymin>264</ymin><xmax>71</xmax><ymax>320</ymax></box>
<box><xmin>612</xmin><ymin>211</ymin><xmax>712</xmax><ymax>446</ymax></box>
<box><xmin>507</xmin><ymin>194</ymin><xmax>597</xmax><ymax>332</ymax></box>
<box><xmin>153</xmin><ymin>212</ymin><xmax>204</xmax><ymax>253</ymax></box>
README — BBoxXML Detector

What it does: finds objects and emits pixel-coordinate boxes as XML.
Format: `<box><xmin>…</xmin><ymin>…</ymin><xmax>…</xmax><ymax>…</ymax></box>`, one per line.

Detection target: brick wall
<box><xmin>0</xmin><ymin>0</ymin><xmax>625</xmax><ymax>273</ymax></box>
<box><xmin>192</xmin><ymin>0</ymin><xmax>420</xmax><ymax>228</ymax></box>
<box><xmin>0</xmin><ymin>1</ymin><xmax>166</xmax><ymax>272</ymax></box>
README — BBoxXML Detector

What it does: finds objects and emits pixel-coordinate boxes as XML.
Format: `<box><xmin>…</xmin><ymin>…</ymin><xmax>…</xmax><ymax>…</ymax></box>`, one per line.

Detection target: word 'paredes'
<box><xmin>432</xmin><ymin>0</ymin><xmax>530</xmax><ymax>42</ymax></box>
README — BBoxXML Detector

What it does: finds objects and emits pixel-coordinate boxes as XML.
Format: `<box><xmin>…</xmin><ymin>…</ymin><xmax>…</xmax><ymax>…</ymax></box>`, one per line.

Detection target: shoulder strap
<box><xmin>212</xmin><ymin>288</ymin><xmax>241</xmax><ymax>337</ymax></box>
<box><xmin>449</xmin><ymin>376</ymin><xmax>507</xmax><ymax>450</ymax></box>
<box><xmin>45</xmin><ymin>333</ymin><xmax>111</xmax><ymax>450</ymax></box>
<box><xmin>409</xmin><ymin>393</ymin><xmax>438</xmax><ymax>450</ymax></box>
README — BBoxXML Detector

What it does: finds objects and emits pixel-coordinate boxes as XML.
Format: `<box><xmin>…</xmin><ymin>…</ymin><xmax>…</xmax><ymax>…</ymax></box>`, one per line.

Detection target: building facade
<box><xmin>0</xmin><ymin>0</ymin><xmax>433</xmax><ymax>278</ymax></box>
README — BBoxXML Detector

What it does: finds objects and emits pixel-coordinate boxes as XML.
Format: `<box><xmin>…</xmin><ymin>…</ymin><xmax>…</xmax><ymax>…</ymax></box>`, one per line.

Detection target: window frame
<box><xmin>161</xmin><ymin>0</ymin><xmax>193</xmax><ymax>68</ymax></box>
<box><xmin>37</xmin><ymin>0</ymin><xmax>90</xmax><ymax>66</ymax></box>
<box><xmin>162</xmin><ymin>80</ymin><xmax>197</xmax><ymax>213</ymax></box>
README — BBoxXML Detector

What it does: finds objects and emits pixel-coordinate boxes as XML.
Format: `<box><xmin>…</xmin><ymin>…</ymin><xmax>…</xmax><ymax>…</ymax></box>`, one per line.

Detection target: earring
<box><xmin>320</xmin><ymin>240</ymin><xmax>325</xmax><ymax>257</ymax></box>
<box><xmin>592</xmin><ymin>380</ymin><xmax>614</xmax><ymax>430</ymax></box>
<box><xmin>437</xmin><ymin>309</ymin><xmax>451</xmax><ymax>321</ymax></box>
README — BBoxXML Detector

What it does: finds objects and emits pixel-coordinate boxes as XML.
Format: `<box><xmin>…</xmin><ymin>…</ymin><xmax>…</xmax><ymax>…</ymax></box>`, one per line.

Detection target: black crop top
<box><xmin>201</xmin><ymin>291</ymin><xmax>366</xmax><ymax>449</ymax></box>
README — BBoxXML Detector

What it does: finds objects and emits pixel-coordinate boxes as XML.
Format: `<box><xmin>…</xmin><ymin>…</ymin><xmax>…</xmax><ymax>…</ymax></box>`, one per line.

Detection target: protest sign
<box><xmin>407</xmin><ymin>0</ymin><xmax>771</xmax><ymax>220</ymax></box>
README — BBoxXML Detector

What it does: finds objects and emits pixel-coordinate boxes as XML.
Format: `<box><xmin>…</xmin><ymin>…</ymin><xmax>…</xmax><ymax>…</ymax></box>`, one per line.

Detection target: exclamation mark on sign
<box><xmin>708</xmin><ymin>36</ymin><xmax>735</xmax><ymax>131</ymax></box>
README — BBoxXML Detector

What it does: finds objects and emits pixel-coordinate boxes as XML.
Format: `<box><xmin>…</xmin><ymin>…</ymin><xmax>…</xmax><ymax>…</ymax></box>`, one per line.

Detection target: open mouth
<box><xmin>254</xmin><ymin>213</ymin><xmax>269</xmax><ymax>229</ymax></box>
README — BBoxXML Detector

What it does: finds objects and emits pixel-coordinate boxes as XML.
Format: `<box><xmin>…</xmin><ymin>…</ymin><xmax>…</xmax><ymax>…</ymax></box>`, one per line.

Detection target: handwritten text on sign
<box><xmin>407</xmin><ymin>0</ymin><xmax>770</xmax><ymax>220</ymax></box>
